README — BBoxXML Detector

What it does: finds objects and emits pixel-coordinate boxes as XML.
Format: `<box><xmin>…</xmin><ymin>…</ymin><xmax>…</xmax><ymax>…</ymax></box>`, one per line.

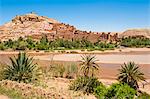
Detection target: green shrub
<box><xmin>65</xmin><ymin>64</ymin><xmax>78</xmax><ymax>79</ymax></box>
<box><xmin>81</xmin><ymin>49</ymin><xmax>85</xmax><ymax>51</ymax></box>
<box><xmin>16</xmin><ymin>41</ymin><xmax>28</xmax><ymax>50</ymax></box>
<box><xmin>98</xmin><ymin>48</ymin><xmax>105</xmax><ymax>51</ymax></box>
<box><xmin>26</xmin><ymin>37</ymin><xmax>35</xmax><ymax>50</ymax></box>
<box><xmin>94</xmin><ymin>83</ymin><xmax>107</xmax><ymax>99</ymax></box>
<box><xmin>49</xmin><ymin>64</ymin><xmax>66</xmax><ymax>78</ymax></box>
<box><xmin>137</xmin><ymin>92</ymin><xmax>150</xmax><ymax>99</ymax></box>
<box><xmin>87</xmin><ymin>49</ymin><xmax>95</xmax><ymax>51</ymax></box>
<box><xmin>57</xmin><ymin>47</ymin><xmax>65</xmax><ymax>50</ymax></box>
<box><xmin>0</xmin><ymin>85</ymin><xmax>23</xmax><ymax>99</ymax></box>
<box><xmin>3</xmin><ymin>52</ymin><xmax>40</xmax><ymax>83</ymax></box>
<box><xmin>118</xmin><ymin>62</ymin><xmax>145</xmax><ymax>90</ymax></box>
<box><xmin>58</xmin><ymin>65</ymin><xmax>66</xmax><ymax>77</ymax></box>
<box><xmin>69</xmin><ymin>76</ymin><xmax>101</xmax><ymax>94</ymax></box>
<box><xmin>49</xmin><ymin>63</ymin><xmax>78</xmax><ymax>78</ymax></box>
<box><xmin>105</xmin><ymin>83</ymin><xmax>136</xmax><ymax>99</ymax></box>
<box><xmin>0</xmin><ymin>43</ymin><xmax>6</xmax><ymax>50</ymax></box>
<box><xmin>0</xmin><ymin>36</ymin><xmax>118</xmax><ymax>51</ymax></box>
<box><xmin>121</xmin><ymin>37</ymin><xmax>150</xmax><ymax>47</ymax></box>
<box><xmin>0</xmin><ymin>63</ymin><xmax>6</xmax><ymax>81</ymax></box>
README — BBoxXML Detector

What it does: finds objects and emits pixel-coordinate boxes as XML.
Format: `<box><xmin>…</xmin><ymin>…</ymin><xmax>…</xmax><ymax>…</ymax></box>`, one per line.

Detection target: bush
<box><xmin>49</xmin><ymin>63</ymin><xmax>78</xmax><ymax>79</ymax></box>
<box><xmin>3</xmin><ymin>52</ymin><xmax>40</xmax><ymax>83</ymax></box>
<box><xmin>0</xmin><ymin>63</ymin><xmax>6</xmax><ymax>81</ymax></box>
<box><xmin>138</xmin><ymin>92</ymin><xmax>150</xmax><ymax>99</ymax></box>
<box><xmin>121</xmin><ymin>37</ymin><xmax>150</xmax><ymax>47</ymax></box>
<box><xmin>16</xmin><ymin>41</ymin><xmax>28</xmax><ymax>50</ymax></box>
<box><xmin>94</xmin><ymin>83</ymin><xmax>107</xmax><ymax>99</ymax></box>
<box><xmin>0</xmin><ymin>43</ymin><xmax>5</xmax><ymax>50</ymax></box>
<box><xmin>0</xmin><ymin>36</ymin><xmax>118</xmax><ymax>51</ymax></box>
<box><xmin>118</xmin><ymin>62</ymin><xmax>145</xmax><ymax>90</ymax></box>
<box><xmin>49</xmin><ymin>64</ymin><xmax>66</xmax><ymax>78</ymax></box>
<box><xmin>105</xmin><ymin>83</ymin><xmax>136</xmax><ymax>99</ymax></box>
<box><xmin>69</xmin><ymin>76</ymin><xmax>101</xmax><ymax>94</ymax></box>
<box><xmin>81</xmin><ymin>49</ymin><xmax>85</xmax><ymax>51</ymax></box>
<box><xmin>65</xmin><ymin>64</ymin><xmax>78</xmax><ymax>79</ymax></box>
<box><xmin>87</xmin><ymin>49</ymin><xmax>95</xmax><ymax>51</ymax></box>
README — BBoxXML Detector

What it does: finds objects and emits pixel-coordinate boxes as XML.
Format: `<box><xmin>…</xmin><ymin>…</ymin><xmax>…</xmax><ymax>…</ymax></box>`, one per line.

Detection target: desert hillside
<box><xmin>0</xmin><ymin>13</ymin><xmax>149</xmax><ymax>42</ymax></box>
<box><xmin>119</xmin><ymin>28</ymin><xmax>150</xmax><ymax>38</ymax></box>
<box><xmin>0</xmin><ymin>13</ymin><xmax>118</xmax><ymax>42</ymax></box>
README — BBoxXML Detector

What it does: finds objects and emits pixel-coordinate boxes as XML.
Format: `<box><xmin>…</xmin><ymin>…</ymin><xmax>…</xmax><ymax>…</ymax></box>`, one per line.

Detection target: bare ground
<box><xmin>0</xmin><ymin>95</ymin><xmax>9</xmax><ymax>99</ymax></box>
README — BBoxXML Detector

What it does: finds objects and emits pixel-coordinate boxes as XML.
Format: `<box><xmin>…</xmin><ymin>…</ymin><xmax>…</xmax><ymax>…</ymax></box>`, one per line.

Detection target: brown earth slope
<box><xmin>119</xmin><ymin>28</ymin><xmax>150</xmax><ymax>38</ymax></box>
<box><xmin>0</xmin><ymin>13</ymin><xmax>118</xmax><ymax>42</ymax></box>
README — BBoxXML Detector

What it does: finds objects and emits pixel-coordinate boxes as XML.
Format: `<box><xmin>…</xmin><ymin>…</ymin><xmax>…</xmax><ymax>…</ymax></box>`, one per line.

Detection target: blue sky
<box><xmin>0</xmin><ymin>0</ymin><xmax>149</xmax><ymax>32</ymax></box>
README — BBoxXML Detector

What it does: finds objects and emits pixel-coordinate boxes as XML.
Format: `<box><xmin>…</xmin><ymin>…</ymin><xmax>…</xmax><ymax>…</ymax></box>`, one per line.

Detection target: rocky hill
<box><xmin>0</xmin><ymin>13</ymin><xmax>118</xmax><ymax>42</ymax></box>
<box><xmin>120</xmin><ymin>28</ymin><xmax>150</xmax><ymax>38</ymax></box>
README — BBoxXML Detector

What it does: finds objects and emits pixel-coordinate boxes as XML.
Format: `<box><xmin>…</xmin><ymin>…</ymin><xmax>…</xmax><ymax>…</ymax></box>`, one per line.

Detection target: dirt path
<box><xmin>0</xmin><ymin>95</ymin><xmax>9</xmax><ymax>99</ymax></box>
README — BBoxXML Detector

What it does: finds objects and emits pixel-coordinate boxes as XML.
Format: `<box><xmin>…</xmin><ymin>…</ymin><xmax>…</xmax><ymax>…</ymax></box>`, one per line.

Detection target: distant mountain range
<box><xmin>0</xmin><ymin>13</ymin><xmax>149</xmax><ymax>42</ymax></box>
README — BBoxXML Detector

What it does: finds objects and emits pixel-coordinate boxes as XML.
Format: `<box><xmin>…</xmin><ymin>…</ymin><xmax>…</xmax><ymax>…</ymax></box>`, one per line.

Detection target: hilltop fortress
<box><xmin>0</xmin><ymin>13</ymin><xmax>119</xmax><ymax>42</ymax></box>
<box><xmin>0</xmin><ymin>13</ymin><xmax>149</xmax><ymax>42</ymax></box>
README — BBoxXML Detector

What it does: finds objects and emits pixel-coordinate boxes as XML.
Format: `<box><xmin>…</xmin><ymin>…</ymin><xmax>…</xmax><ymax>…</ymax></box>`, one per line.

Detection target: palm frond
<box><xmin>118</xmin><ymin>62</ymin><xmax>145</xmax><ymax>90</ymax></box>
<box><xmin>3</xmin><ymin>52</ymin><xmax>40</xmax><ymax>83</ymax></box>
<box><xmin>80</xmin><ymin>54</ymin><xmax>99</xmax><ymax>77</ymax></box>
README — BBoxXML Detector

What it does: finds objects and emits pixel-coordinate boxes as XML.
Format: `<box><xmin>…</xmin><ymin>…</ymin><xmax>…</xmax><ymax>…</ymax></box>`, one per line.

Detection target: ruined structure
<box><xmin>0</xmin><ymin>13</ymin><xmax>119</xmax><ymax>42</ymax></box>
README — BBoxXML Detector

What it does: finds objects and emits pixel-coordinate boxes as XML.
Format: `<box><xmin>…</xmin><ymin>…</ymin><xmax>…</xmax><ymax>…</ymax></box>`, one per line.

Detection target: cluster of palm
<box><xmin>79</xmin><ymin>54</ymin><xmax>145</xmax><ymax>91</ymax></box>
<box><xmin>0</xmin><ymin>36</ymin><xmax>116</xmax><ymax>50</ymax></box>
<box><xmin>69</xmin><ymin>54</ymin><xmax>100</xmax><ymax>94</ymax></box>
<box><xmin>121</xmin><ymin>37</ymin><xmax>150</xmax><ymax>47</ymax></box>
<box><xmin>2</xmin><ymin>51</ymin><xmax>146</xmax><ymax>96</ymax></box>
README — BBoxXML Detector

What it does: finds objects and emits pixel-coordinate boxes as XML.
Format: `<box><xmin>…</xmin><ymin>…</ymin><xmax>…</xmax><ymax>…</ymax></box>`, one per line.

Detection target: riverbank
<box><xmin>0</xmin><ymin>48</ymin><xmax>150</xmax><ymax>55</ymax></box>
<box><xmin>0</xmin><ymin>48</ymin><xmax>150</xmax><ymax>79</ymax></box>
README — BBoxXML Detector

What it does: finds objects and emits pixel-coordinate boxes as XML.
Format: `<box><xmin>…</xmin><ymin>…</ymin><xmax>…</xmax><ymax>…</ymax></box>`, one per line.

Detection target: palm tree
<box><xmin>80</xmin><ymin>54</ymin><xmax>99</xmax><ymax>77</ymax></box>
<box><xmin>3</xmin><ymin>52</ymin><xmax>40</xmax><ymax>83</ymax></box>
<box><xmin>118</xmin><ymin>62</ymin><xmax>145</xmax><ymax>90</ymax></box>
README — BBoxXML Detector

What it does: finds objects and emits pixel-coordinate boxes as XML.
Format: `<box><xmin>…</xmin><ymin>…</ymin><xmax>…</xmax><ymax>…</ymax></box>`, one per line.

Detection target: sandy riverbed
<box><xmin>0</xmin><ymin>48</ymin><xmax>150</xmax><ymax>79</ymax></box>
<box><xmin>34</xmin><ymin>53</ymin><xmax>150</xmax><ymax>64</ymax></box>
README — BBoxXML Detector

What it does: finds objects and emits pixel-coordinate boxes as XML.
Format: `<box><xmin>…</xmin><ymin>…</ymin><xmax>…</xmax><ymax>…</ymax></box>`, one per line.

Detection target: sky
<box><xmin>0</xmin><ymin>0</ymin><xmax>149</xmax><ymax>32</ymax></box>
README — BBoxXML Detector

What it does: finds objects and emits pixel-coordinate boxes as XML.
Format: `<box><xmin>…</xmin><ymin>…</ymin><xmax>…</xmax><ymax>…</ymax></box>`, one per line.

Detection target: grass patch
<box><xmin>0</xmin><ymin>63</ymin><xmax>6</xmax><ymax>81</ymax></box>
<box><xmin>69</xmin><ymin>76</ymin><xmax>101</xmax><ymax>94</ymax></box>
<box><xmin>0</xmin><ymin>85</ymin><xmax>23</xmax><ymax>99</ymax></box>
<box><xmin>48</xmin><ymin>63</ymin><xmax>78</xmax><ymax>79</ymax></box>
